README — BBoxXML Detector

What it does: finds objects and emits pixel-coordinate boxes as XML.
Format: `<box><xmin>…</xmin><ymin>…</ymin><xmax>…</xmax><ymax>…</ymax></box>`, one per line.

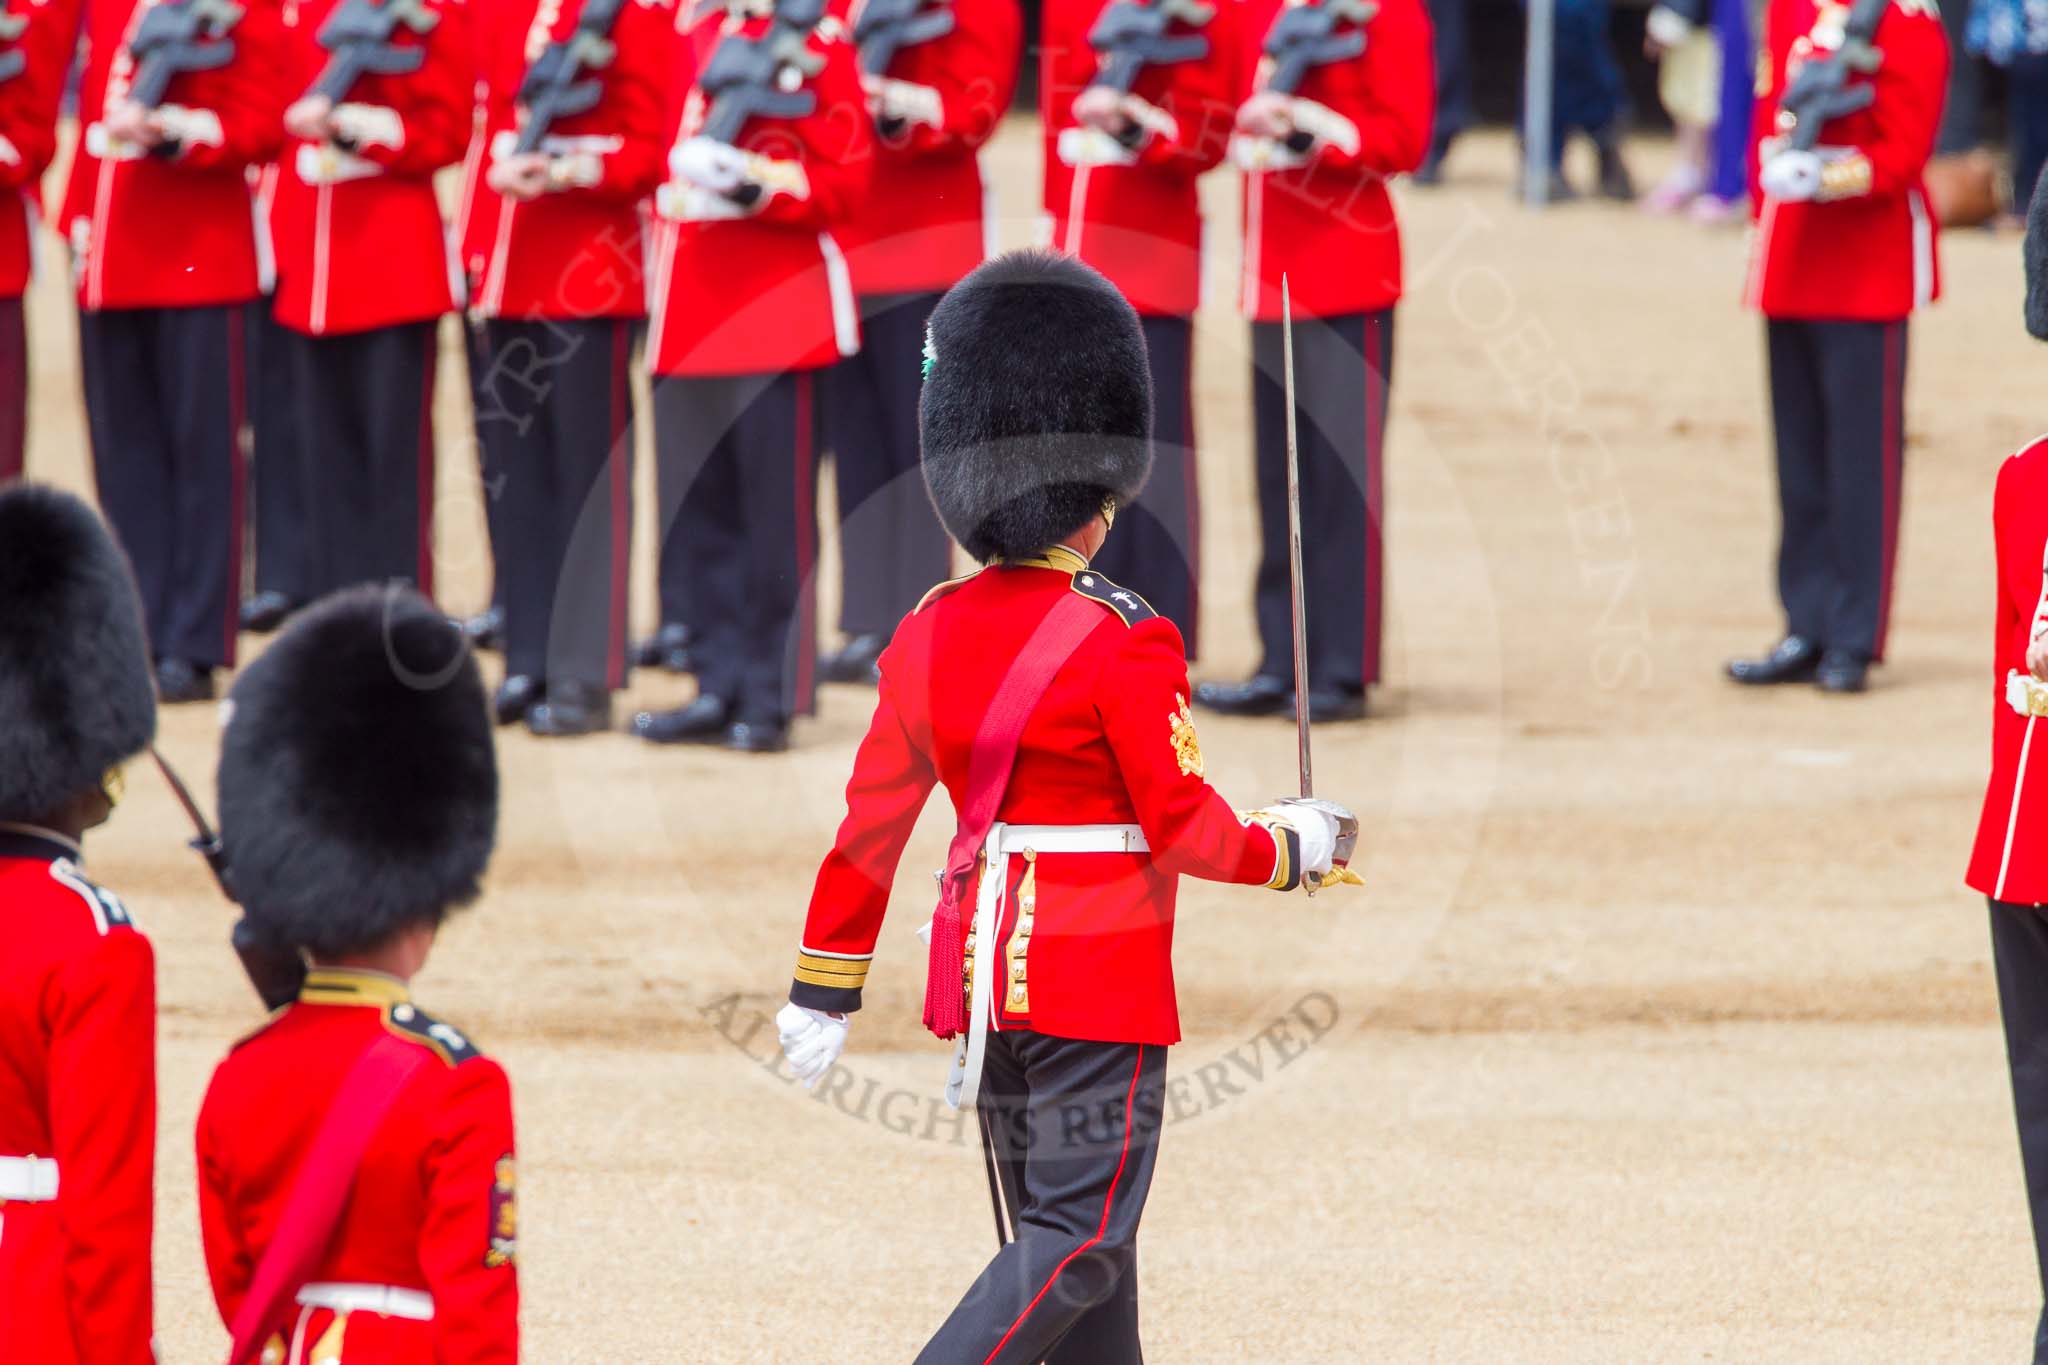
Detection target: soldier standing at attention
<box><xmin>635</xmin><ymin>0</ymin><xmax>873</xmax><ymax>753</ymax></box>
<box><xmin>775</xmin><ymin>251</ymin><xmax>1358</xmax><ymax>1364</ymax></box>
<box><xmin>1195</xmin><ymin>0</ymin><xmax>1433</xmax><ymax>722</ymax></box>
<box><xmin>462</xmin><ymin>0</ymin><xmax>673</xmax><ymax>736</ymax></box>
<box><xmin>1040</xmin><ymin>0</ymin><xmax>1238</xmax><ymax>654</ymax></box>
<box><xmin>0</xmin><ymin>0</ymin><xmax>82</xmax><ymax>480</ymax></box>
<box><xmin>273</xmin><ymin>0</ymin><xmax>475</xmax><ymax>600</ymax></box>
<box><xmin>197</xmin><ymin>585</ymin><xmax>516</xmax><ymax>1363</ymax></box>
<box><xmin>1725</xmin><ymin>0</ymin><xmax>1947</xmax><ymax>694</ymax></box>
<box><xmin>816</xmin><ymin>0</ymin><xmax>1019</xmax><ymax>684</ymax></box>
<box><xmin>60</xmin><ymin>0</ymin><xmax>286</xmax><ymax>702</ymax></box>
<box><xmin>1972</xmin><ymin>187</ymin><xmax>2048</xmax><ymax>1364</ymax></box>
<box><xmin>0</xmin><ymin>486</ymin><xmax>161</xmax><ymax>1365</ymax></box>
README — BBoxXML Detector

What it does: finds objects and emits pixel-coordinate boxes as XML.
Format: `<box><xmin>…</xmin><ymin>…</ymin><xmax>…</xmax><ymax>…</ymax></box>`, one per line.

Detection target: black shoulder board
<box><xmin>1069</xmin><ymin>569</ymin><xmax>1157</xmax><ymax>626</ymax></box>
<box><xmin>49</xmin><ymin>859</ymin><xmax>134</xmax><ymax>933</ymax></box>
<box><xmin>383</xmin><ymin>1003</ymin><xmax>485</xmax><ymax>1067</ymax></box>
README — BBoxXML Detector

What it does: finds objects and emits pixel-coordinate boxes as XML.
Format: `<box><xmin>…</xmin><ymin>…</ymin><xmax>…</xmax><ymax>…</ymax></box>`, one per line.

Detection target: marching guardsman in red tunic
<box><xmin>0</xmin><ymin>486</ymin><xmax>161</xmax><ymax>1365</ymax></box>
<box><xmin>634</xmin><ymin>0</ymin><xmax>873</xmax><ymax>753</ymax></box>
<box><xmin>1974</xmin><ymin>201</ymin><xmax>2048</xmax><ymax>1363</ymax></box>
<box><xmin>814</xmin><ymin>0</ymin><xmax>1019</xmax><ymax>684</ymax></box>
<box><xmin>198</xmin><ymin>585</ymin><xmax>516</xmax><ymax>1363</ymax></box>
<box><xmin>60</xmin><ymin>0</ymin><xmax>287</xmax><ymax>702</ymax></box>
<box><xmin>0</xmin><ymin>0</ymin><xmax>83</xmax><ymax>479</ymax></box>
<box><xmin>775</xmin><ymin>252</ymin><xmax>1358</xmax><ymax>1364</ymax></box>
<box><xmin>1725</xmin><ymin>0</ymin><xmax>1947</xmax><ymax>695</ymax></box>
<box><xmin>1195</xmin><ymin>0</ymin><xmax>1432</xmax><ymax>723</ymax></box>
<box><xmin>1040</xmin><ymin>0</ymin><xmax>1238</xmax><ymax>654</ymax></box>
<box><xmin>460</xmin><ymin>0</ymin><xmax>673</xmax><ymax>736</ymax></box>
<box><xmin>273</xmin><ymin>0</ymin><xmax>475</xmax><ymax>600</ymax></box>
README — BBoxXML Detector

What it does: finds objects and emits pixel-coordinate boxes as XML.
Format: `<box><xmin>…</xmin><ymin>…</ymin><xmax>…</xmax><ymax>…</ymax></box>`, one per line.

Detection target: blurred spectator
<box><xmin>1965</xmin><ymin>0</ymin><xmax>2048</xmax><ymax>219</ymax></box>
<box><xmin>1522</xmin><ymin>0</ymin><xmax>1636</xmax><ymax>200</ymax></box>
<box><xmin>1418</xmin><ymin>0</ymin><xmax>1474</xmax><ymax>182</ymax></box>
<box><xmin>1642</xmin><ymin>0</ymin><xmax>1753</xmax><ymax>221</ymax></box>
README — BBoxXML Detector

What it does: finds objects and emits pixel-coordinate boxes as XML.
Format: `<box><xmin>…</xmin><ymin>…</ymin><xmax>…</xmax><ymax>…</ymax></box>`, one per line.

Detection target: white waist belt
<box><xmin>990</xmin><ymin>823</ymin><xmax>1149</xmax><ymax>856</ymax></box>
<box><xmin>297</xmin><ymin>1282</ymin><xmax>434</xmax><ymax>1321</ymax></box>
<box><xmin>2010</xmin><ymin>670</ymin><xmax>2048</xmax><ymax>719</ymax></box>
<box><xmin>0</xmin><ymin>1156</ymin><xmax>58</xmax><ymax>1202</ymax></box>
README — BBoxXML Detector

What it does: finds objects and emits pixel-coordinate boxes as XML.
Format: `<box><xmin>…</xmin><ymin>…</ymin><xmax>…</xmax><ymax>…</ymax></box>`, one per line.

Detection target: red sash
<box><xmin>226</xmin><ymin>1033</ymin><xmax>432</xmax><ymax>1364</ymax></box>
<box><xmin>922</xmin><ymin>592</ymin><xmax>1105</xmax><ymax>1040</ymax></box>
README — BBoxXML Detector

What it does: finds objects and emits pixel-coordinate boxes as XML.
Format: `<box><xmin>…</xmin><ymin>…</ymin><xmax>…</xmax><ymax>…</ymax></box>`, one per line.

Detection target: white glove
<box><xmin>776</xmin><ymin>1001</ymin><xmax>849</xmax><ymax>1090</ymax></box>
<box><xmin>671</xmin><ymin>135</ymin><xmax>750</xmax><ymax>195</ymax></box>
<box><xmin>1284</xmin><ymin>805</ymin><xmax>1339</xmax><ymax>879</ymax></box>
<box><xmin>1760</xmin><ymin>149</ymin><xmax>1824</xmax><ymax>203</ymax></box>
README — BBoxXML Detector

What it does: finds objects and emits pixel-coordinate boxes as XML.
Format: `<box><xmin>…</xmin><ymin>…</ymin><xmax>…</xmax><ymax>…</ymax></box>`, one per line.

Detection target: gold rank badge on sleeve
<box><xmin>1170</xmin><ymin>694</ymin><xmax>1205</xmax><ymax>778</ymax></box>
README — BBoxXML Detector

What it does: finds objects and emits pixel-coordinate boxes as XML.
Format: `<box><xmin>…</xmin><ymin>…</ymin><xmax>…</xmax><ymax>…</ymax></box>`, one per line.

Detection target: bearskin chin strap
<box><xmin>922</xmin><ymin>592</ymin><xmax>1105</xmax><ymax>1040</ymax></box>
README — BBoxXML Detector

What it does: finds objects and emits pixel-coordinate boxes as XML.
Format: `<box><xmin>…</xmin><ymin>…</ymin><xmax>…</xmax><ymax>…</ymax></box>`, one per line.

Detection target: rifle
<box><xmin>127</xmin><ymin>0</ymin><xmax>245</xmax><ymax>110</ymax></box>
<box><xmin>853</xmin><ymin>0</ymin><xmax>955</xmax><ymax>77</ymax></box>
<box><xmin>1259</xmin><ymin>0</ymin><xmax>1374</xmax><ymax>96</ymax></box>
<box><xmin>510</xmin><ymin>0</ymin><xmax>628</xmax><ymax>156</ymax></box>
<box><xmin>0</xmin><ymin>14</ymin><xmax>30</xmax><ymax>87</ymax></box>
<box><xmin>151</xmin><ymin>749</ymin><xmax>308</xmax><ymax>1012</ymax></box>
<box><xmin>1085</xmin><ymin>0</ymin><xmax>1215</xmax><ymax>95</ymax></box>
<box><xmin>306</xmin><ymin>0</ymin><xmax>440</xmax><ymax>105</ymax></box>
<box><xmin>1777</xmin><ymin>0</ymin><xmax>1888</xmax><ymax>153</ymax></box>
<box><xmin>696</xmin><ymin>0</ymin><xmax>828</xmax><ymax>145</ymax></box>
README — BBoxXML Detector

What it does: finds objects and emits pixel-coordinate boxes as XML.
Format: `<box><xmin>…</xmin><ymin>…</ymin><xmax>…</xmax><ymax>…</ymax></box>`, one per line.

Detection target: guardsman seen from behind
<box><xmin>197</xmin><ymin>585</ymin><xmax>516</xmax><ymax>1363</ymax></box>
<box><xmin>635</xmin><ymin>0</ymin><xmax>874</xmax><ymax>753</ymax></box>
<box><xmin>1725</xmin><ymin>0</ymin><xmax>1947</xmax><ymax>694</ymax></box>
<box><xmin>0</xmin><ymin>485</ymin><xmax>161</xmax><ymax>1365</ymax></box>
<box><xmin>60</xmin><ymin>0</ymin><xmax>287</xmax><ymax>702</ymax></box>
<box><xmin>775</xmin><ymin>251</ymin><xmax>1359</xmax><ymax>1365</ymax></box>
<box><xmin>273</xmin><ymin>0</ymin><xmax>475</xmax><ymax>600</ymax></box>
<box><xmin>1194</xmin><ymin>0</ymin><xmax>1433</xmax><ymax>723</ymax></box>
<box><xmin>463</xmin><ymin>0</ymin><xmax>673</xmax><ymax>736</ymax></box>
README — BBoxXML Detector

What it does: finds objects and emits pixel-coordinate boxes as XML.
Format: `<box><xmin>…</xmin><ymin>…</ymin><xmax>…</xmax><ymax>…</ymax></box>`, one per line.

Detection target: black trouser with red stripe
<box><xmin>246</xmin><ymin>298</ymin><xmax>310</xmax><ymax>603</ymax></box>
<box><xmin>917</xmin><ymin>1031</ymin><xmax>1166</xmax><ymax>1365</ymax></box>
<box><xmin>472</xmin><ymin>317</ymin><xmax>635</xmax><ymax>691</ymax></box>
<box><xmin>654</xmin><ymin>369</ymin><xmax>820</xmax><ymax>725</ymax></box>
<box><xmin>828</xmin><ymin>291</ymin><xmax>952</xmax><ymax>638</ymax></box>
<box><xmin>80</xmin><ymin>303</ymin><xmax>245</xmax><ymax>669</ymax></box>
<box><xmin>1765</xmin><ymin>318</ymin><xmax>1907</xmax><ymax>663</ymax></box>
<box><xmin>1990</xmin><ymin>899</ymin><xmax>2048</xmax><ymax>1361</ymax></box>
<box><xmin>288</xmin><ymin>320</ymin><xmax>437</xmax><ymax>600</ymax></box>
<box><xmin>1094</xmin><ymin>313</ymin><xmax>1200</xmax><ymax>656</ymax></box>
<box><xmin>1250</xmin><ymin>308</ymin><xmax>1393</xmax><ymax>695</ymax></box>
<box><xmin>0</xmin><ymin>294</ymin><xmax>26</xmax><ymax>482</ymax></box>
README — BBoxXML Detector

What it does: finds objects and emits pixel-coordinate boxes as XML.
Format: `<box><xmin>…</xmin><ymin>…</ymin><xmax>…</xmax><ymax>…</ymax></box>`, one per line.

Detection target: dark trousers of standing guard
<box><xmin>917</xmin><ymin>1031</ymin><xmax>1165</xmax><ymax>1365</ymax></box>
<box><xmin>1249</xmin><ymin>308</ymin><xmax>1392</xmax><ymax>696</ymax></box>
<box><xmin>828</xmin><ymin>291</ymin><xmax>952</xmax><ymax>638</ymax></box>
<box><xmin>654</xmin><ymin>370</ymin><xmax>820</xmax><ymax>725</ymax></box>
<box><xmin>1093</xmin><ymin>313</ymin><xmax>1200</xmax><ymax>656</ymax></box>
<box><xmin>80</xmin><ymin>303</ymin><xmax>245</xmax><ymax>669</ymax></box>
<box><xmin>247</xmin><ymin>298</ymin><xmax>310</xmax><ymax>604</ymax></box>
<box><xmin>288</xmin><ymin>320</ymin><xmax>438</xmax><ymax>600</ymax></box>
<box><xmin>472</xmin><ymin>317</ymin><xmax>635</xmax><ymax>691</ymax></box>
<box><xmin>1765</xmin><ymin>318</ymin><xmax>1907</xmax><ymax>664</ymax></box>
<box><xmin>0</xmin><ymin>294</ymin><xmax>26</xmax><ymax>482</ymax></box>
<box><xmin>466</xmin><ymin>321</ymin><xmax>507</xmax><ymax>620</ymax></box>
<box><xmin>1990</xmin><ymin>899</ymin><xmax>2048</xmax><ymax>1362</ymax></box>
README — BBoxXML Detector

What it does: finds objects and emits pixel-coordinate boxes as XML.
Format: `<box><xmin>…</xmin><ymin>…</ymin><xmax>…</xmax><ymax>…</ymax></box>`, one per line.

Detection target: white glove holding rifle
<box><xmin>776</xmin><ymin>1002</ymin><xmax>849</xmax><ymax>1089</ymax></box>
<box><xmin>672</xmin><ymin>135</ymin><xmax>754</xmax><ymax>198</ymax></box>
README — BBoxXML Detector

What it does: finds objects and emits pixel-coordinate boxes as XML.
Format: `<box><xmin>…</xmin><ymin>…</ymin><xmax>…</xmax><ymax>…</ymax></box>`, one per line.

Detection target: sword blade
<box><xmin>1282</xmin><ymin>275</ymin><xmax>1311</xmax><ymax>799</ymax></box>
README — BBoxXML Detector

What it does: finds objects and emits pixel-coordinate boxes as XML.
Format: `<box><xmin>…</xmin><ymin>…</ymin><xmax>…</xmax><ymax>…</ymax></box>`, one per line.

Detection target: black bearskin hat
<box><xmin>218</xmin><ymin>585</ymin><xmax>498</xmax><ymax>958</ymax></box>
<box><xmin>920</xmin><ymin>249</ymin><xmax>1153</xmax><ymax>563</ymax></box>
<box><xmin>2028</xmin><ymin>160</ymin><xmax>2048</xmax><ymax>340</ymax></box>
<box><xmin>0</xmin><ymin>484</ymin><xmax>156</xmax><ymax>821</ymax></box>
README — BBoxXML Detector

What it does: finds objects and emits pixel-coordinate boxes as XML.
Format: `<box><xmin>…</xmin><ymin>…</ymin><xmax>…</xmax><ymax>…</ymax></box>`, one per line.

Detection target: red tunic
<box><xmin>0</xmin><ymin>828</ymin><xmax>155</xmax><ymax>1365</ymax></box>
<box><xmin>830</xmin><ymin>0</ymin><xmax>1019</xmax><ymax>297</ymax></box>
<box><xmin>1040</xmin><ymin>0</ymin><xmax>1238</xmax><ymax>319</ymax></box>
<box><xmin>460</xmin><ymin>0</ymin><xmax>673</xmax><ymax>319</ymax></box>
<box><xmin>1744</xmin><ymin>0</ymin><xmax>1949</xmax><ymax>322</ymax></box>
<box><xmin>1234</xmin><ymin>0</ymin><xmax>1433</xmax><ymax>322</ymax></box>
<box><xmin>646</xmin><ymin>2</ymin><xmax>873</xmax><ymax>376</ymax></box>
<box><xmin>792</xmin><ymin>550</ymin><xmax>1286</xmax><ymax>1045</ymax></box>
<box><xmin>1969</xmin><ymin>439</ymin><xmax>2048</xmax><ymax>905</ymax></box>
<box><xmin>0</xmin><ymin>0</ymin><xmax>82</xmax><ymax>299</ymax></box>
<box><xmin>58</xmin><ymin>0</ymin><xmax>287</xmax><ymax>311</ymax></box>
<box><xmin>271</xmin><ymin>0</ymin><xmax>475</xmax><ymax>334</ymax></box>
<box><xmin>197</xmin><ymin>967</ymin><xmax>519</xmax><ymax>1363</ymax></box>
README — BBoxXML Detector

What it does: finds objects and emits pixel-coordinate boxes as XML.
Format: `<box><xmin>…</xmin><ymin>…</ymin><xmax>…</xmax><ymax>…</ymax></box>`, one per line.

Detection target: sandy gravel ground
<box><xmin>21</xmin><ymin>122</ymin><xmax>2048</xmax><ymax>1361</ymax></box>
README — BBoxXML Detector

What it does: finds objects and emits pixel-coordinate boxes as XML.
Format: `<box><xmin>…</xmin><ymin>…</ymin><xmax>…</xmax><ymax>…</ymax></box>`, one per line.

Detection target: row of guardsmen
<box><xmin>0</xmin><ymin>0</ymin><xmax>1437</xmax><ymax>752</ymax></box>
